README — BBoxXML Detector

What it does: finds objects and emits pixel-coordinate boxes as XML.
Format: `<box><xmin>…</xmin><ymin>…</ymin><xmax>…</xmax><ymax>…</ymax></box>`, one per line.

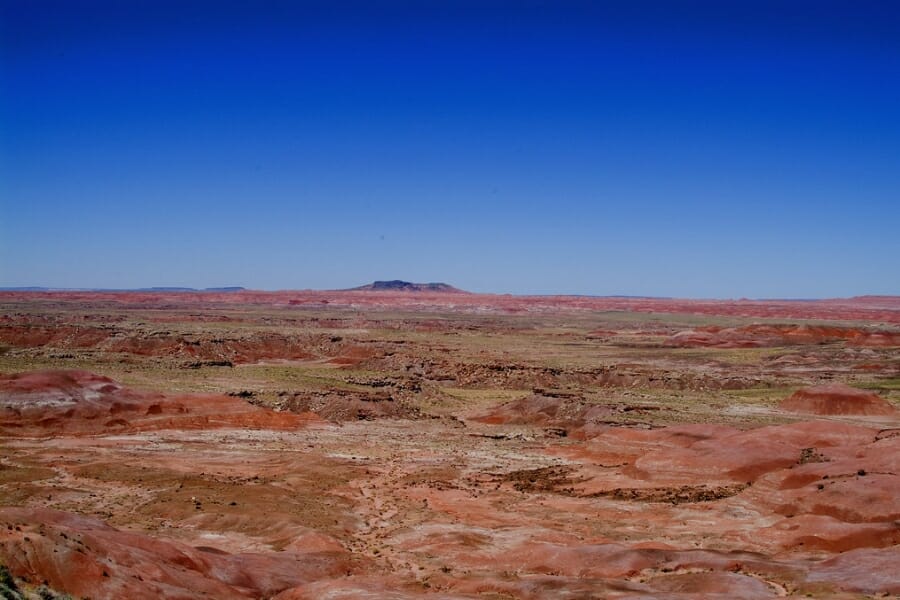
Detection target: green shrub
<box><xmin>0</xmin><ymin>564</ymin><xmax>22</xmax><ymax>600</ymax></box>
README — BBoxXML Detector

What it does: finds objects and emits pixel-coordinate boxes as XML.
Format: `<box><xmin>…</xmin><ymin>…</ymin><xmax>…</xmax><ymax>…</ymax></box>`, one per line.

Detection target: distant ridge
<box><xmin>0</xmin><ymin>286</ymin><xmax>246</xmax><ymax>292</ymax></box>
<box><xmin>347</xmin><ymin>280</ymin><xmax>466</xmax><ymax>293</ymax></box>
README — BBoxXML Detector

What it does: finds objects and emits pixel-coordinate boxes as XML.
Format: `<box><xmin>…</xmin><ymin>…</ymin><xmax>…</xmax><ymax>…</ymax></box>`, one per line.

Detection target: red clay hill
<box><xmin>779</xmin><ymin>383</ymin><xmax>898</xmax><ymax>416</ymax></box>
<box><xmin>0</xmin><ymin>370</ymin><xmax>319</xmax><ymax>436</ymax></box>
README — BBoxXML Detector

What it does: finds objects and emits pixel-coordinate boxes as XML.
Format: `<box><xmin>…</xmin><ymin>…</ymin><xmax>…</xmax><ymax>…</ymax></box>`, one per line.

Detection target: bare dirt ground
<box><xmin>0</xmin><ymin>291</ymin><xmax>898</xmax><ymax>598</ymax></box>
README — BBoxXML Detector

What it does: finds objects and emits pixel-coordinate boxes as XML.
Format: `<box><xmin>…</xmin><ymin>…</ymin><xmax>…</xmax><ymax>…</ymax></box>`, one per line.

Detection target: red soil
<box><xmin>779</xmin><ymin>384</ymin><xmax>898</xmax><ymax>416</ymax></box>
<box><xmin>668</xmin><ymin>323</ymin><xmax>900</xmax><ymax>348</ymax></box>
<box><xmin>2</xmin><ymin>370</ymin><xmax>899</xmax><ymax>596</ymax></box>
<box><xmin>0</xmin><ymin>324</ymin><xmax>315</xmax><ymax>364</ymax></box>
<box><xmin>0</xmin><ymin>370</ymin><xmax>320</xmax><ymax>437</ymax></box>
<box><xmin>470</xmin><ymin>391</ymin><xmax>654</xmax><ymax>438</ymax></box>
<box><xmin>3</xmin><ymin>290</ymin><xmax>899</xmax><ymax>323</ymax></box>
<box><xmin>326</xmin><ymin>345</ymin><xmax>379</xmax><ymax>366</ymax></box>
<box><xmin>0</xmin><ymin>507</ymin><xmax>353</xmax><ymax>600</ymax></box>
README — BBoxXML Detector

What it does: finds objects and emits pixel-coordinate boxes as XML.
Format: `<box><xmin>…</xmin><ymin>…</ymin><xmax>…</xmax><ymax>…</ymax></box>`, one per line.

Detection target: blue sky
<box><xmin>1</xmin><ymin>1</ymin><xmax>898</xmax><ymax>297</ymax></box>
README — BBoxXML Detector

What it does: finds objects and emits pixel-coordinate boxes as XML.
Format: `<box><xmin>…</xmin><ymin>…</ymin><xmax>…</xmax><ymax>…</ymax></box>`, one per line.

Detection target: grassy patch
<box><xmin>856</xmin><ymin>377</ymin><xmax>900</xmax><ymax>391</ymax></box>
<box><xmin>430</xmin><ymin>387</ymin><xmax>531</xmax><ymax>414</ymax></box>
<box><xmin>0</xmin><ymin>464</ymin><xmax>57</xmax><ymax>485</ymax></box>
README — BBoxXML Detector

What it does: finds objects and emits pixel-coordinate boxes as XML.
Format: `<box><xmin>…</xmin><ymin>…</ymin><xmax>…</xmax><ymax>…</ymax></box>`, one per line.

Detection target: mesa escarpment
<box><xmin>347</xmin><ymin>280</ymin><xmax>466</xmax><ymax>293</ymax></box>
<box><xmin>0</xmin><ymin>292</ymin><xmax>897</xmax><ymax>598</ymax></box>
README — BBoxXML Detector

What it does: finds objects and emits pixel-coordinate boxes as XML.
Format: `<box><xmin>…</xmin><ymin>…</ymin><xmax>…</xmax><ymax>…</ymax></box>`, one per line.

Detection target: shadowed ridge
<box><xmin>346</xmin><ymin>280</ymin><xmax>467</xmax><ymax>293</ymax></box>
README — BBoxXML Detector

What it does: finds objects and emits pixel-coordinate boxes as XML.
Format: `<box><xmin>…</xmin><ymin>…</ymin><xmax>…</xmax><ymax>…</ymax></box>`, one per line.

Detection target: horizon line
<box><xmin>2</xmin><ymin>286</ymin><xmax>898</xmax><ymax>303</ymax></box>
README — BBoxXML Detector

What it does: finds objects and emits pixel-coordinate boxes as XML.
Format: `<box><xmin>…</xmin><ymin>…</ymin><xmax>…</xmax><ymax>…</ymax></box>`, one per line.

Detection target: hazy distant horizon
<box><xmin>2</xmin><ymin>1</ymin><xmax>899</xmax><ymax>297</ymax></box>
<box><xmin>1</xmin><ymin>273</ymin><xmax>899</xmax><ymax>299</ymax></box>
<box><xmin>1</xmin><ymin>281</ymin><xmax>897</xmax><ymax>302</ymax></box>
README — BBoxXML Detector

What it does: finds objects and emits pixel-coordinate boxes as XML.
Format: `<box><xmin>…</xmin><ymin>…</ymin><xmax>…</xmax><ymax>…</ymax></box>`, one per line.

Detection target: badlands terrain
<box><xmin>0</xmin><ymin>287</ymin><xmax>898</xmax><ymax>599</ymax></box>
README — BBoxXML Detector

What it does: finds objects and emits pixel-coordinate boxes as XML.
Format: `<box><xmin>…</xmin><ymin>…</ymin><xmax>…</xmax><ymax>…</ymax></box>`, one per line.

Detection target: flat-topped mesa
<box><xmin>348</xmin><ymin>280</ymin><xmax>466</xmax><ymax>293</ymax></box>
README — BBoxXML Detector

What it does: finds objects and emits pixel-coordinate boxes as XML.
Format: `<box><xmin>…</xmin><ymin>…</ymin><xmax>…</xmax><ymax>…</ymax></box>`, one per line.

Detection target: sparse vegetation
<box><xmin>0</xmin><ymin>292</ymin><xmax>897</xmax><ymax>597</ymax></box>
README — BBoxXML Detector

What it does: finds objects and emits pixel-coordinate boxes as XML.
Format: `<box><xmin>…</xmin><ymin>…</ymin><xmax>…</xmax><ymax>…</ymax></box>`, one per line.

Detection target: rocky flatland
<box><xmin>0</xmin><ymin>291</ymin><xmax>897</xmax><ymax>598</ymax></box>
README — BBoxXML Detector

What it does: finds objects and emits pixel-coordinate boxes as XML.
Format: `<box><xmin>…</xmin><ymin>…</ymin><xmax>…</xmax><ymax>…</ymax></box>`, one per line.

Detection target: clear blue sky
<box><xmin>1</xmin><ymin>1</ymin><xmax>898</xmax><ymax>297</ymax></box>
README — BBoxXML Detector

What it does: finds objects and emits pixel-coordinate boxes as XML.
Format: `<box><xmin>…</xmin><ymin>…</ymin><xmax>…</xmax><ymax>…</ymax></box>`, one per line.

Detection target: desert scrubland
<box><xmin>1</xmin><ymin>289</ymin><xmax>898</xmax><ymax>599</ymax></box>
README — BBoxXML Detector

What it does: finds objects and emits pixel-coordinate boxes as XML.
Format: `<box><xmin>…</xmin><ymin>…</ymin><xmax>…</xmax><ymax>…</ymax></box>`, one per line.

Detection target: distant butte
<box><xmin>347</xmin><ymin>280</ymin><xmax>466</xmax><ymax>293</ymax></box>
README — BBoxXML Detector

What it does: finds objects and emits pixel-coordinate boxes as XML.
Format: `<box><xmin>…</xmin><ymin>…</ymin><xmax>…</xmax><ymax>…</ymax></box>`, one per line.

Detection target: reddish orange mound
<box><xmin>277</xmin><ymin>389</ymin><xmax>421</xmax><ymax>422</ymax></box>
<box><xmin>326</xmin><ymin>344</ymin><xmax>379</xmax><ymax>366</ymax></box>
<box><xmin>0</xmin><ymin>507</ymin><xmax>353</xmax><ymax>599</ymax></box>
<box><xmin>744</xmin><ymin>435</ymin><xmax>900</xmax><ymax>526</ymax></box>
<box><xmin>0</xmin><ymin>369</ymin><xmax>111</xmax><ymax>394</ymax></box>
<box><xmin>469</xmin><ymin>390</ymin><xmax>663</xmax><ymax>438</ymax></box>
<box><xmin>470</xmin><ymin>392</ymin><xmax>594</xmax><ymax>426</ymax></box>
<box><xmin>807</xmin><ymin>547</ymin><xmax>900</xmax><ymax>595</ymax></box>
<box><xmin>0</xmin><ymin>369</ymin><xmax>321</xmax><ymax>436</ymax></box>
<box><xmin>274</xmin><ymin>578</ymin><xmax>441</xmax><ymax>600</ymax></box>
<box><xmin>779</xmin><ymin>384</ymin><xmax>897</xmax><ymax>416</ymax></box>
<box><xmin>750</xmin><ymin>515</ymin><xmax>900</xmax><ymax>553</ymax></box>
<box><xmin>646</xmin><ymin>572</ymin><xmax>778</xmax><ymax>597</ymax></box>
<box><xmin>630</xmin><ymin>420</ymin><xmax>877</xmax><ymax>483</ymax></box>
<box><xmin>667</xmin><ymin>323</ymin><xmax>900</xmax><ymax>348</ymax></box>
<box><xmin>0</xmin><ymin>322</ymin><xmax>316</xmax><ymax>364</ymax></box>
